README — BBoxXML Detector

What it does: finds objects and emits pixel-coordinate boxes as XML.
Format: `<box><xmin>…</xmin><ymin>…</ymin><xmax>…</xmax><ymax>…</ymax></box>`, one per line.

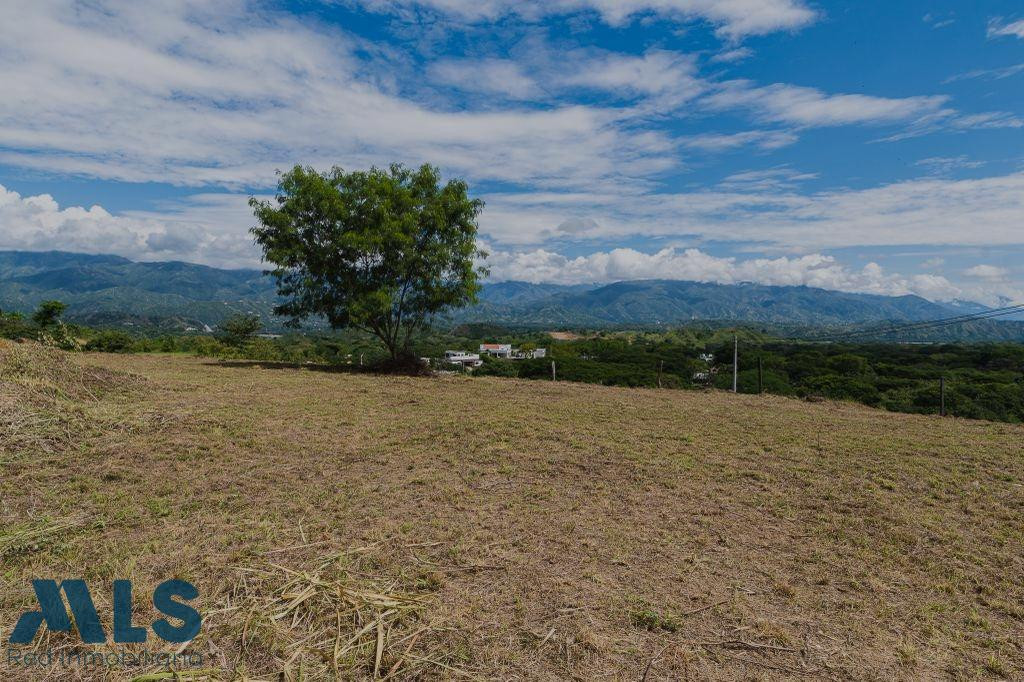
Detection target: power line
<box><xmin>824</xmin><ymin>305</ymin><xmax>1024</xmax><ymax>341</ymax></box>
<box><xmin>813</xmin><ymin>303</ymin><xmax>1024</xmax><ymax>342</ymax></box>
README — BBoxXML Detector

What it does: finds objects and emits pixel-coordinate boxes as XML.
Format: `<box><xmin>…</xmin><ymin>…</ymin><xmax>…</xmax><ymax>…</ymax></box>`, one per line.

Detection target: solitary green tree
<box><xmin>32</xmin><ymin>300</ymin><xmax>67</xmax><ymax>328</ymax></box>
<box><xmin>250</xmin><ymin>164</ymin><xmax>486</xmax><ymax>362</ymax></box>
<box><xmin>219</xmin><ymin>313</ymin><xmax>262</xmax><ymax>347</ymax></box>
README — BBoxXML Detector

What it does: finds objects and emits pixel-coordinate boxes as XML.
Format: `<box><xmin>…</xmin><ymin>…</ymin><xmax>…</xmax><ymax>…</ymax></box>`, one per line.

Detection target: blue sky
<box><xmin>0</xmin><ymin>0</ymin><xmax>1022</xmax><ymax>304</ymax></box>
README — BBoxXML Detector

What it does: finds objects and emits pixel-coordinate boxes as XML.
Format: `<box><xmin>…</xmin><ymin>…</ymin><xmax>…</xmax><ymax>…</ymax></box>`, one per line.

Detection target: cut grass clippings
<box><xmin>1</xmin><ymin>346</ymin><xmax>1023</xmax><ymax>680</ymax></box>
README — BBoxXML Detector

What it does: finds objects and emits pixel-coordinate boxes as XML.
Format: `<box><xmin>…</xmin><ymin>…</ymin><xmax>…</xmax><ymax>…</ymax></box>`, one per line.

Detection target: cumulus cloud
<box><xmin>484</xmin><ymin>246</ymin><xmax>969</xmax><ymax>300</ymax></box>
<box><xmin>354</xmin><ymin>0</ymin><xmax>817</xmax><ymax>38</ymax></box>
<box><xmin>0</xmin><ymin>184</ymin><xmax>261</xmax><ymax>269</ymax></box>
<box><xmin>4</xmin><ymin>181</ymin><xmax>1022</xmax><ymax>305</ymax></box>
<box><xmin>964</xmin><ymin>264</ymin><xmax>1009</xmax><ymax>281</ymax></box>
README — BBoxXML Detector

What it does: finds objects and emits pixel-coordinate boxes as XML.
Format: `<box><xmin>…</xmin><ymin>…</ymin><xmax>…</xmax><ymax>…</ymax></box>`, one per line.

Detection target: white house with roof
<box><xmin>479</xmin><ymin>343</ymin><xmax>513</xmax><ymax>358</ymax></box>
<box><xmin>444</xmin><ymin>350</ymin><xmax>482</xmax><ymax>368</ymax></box>
<box><xmin>479</xmin><ymin>344</ymin><xmax>547</xmax><ymax>360</ymax></box>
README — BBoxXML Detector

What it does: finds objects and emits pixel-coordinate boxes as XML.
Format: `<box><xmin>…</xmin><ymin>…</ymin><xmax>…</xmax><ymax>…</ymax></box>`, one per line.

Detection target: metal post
<box><xmin>940</xmin><ymin>376</ymin><xmax>946</xmax><ymax>417</ymax></box>
<box><xmin>658</xmin><ymin>360</ymin><xmax>663</xmax><ymax>388</ymax></box>
<box><xmin>551</xmin><ymin>360</ymin><xmax>556</xmax><ymax>381</ymax></box>
<box><xmin>732</xmin><ymin>335</ymin><xmax>738</xmax><ymax>393</ymax></box>
<box><xmin>758</xmin><ymin>356</ymin><xmax>763</xmax><ymax>394</ymax></box>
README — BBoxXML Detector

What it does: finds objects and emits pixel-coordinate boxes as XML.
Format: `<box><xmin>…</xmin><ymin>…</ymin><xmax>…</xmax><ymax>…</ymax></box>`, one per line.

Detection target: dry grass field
<box><xmin>2</xmin><ymin>341</ymin><xmax>1024</xmax><ymax>681</ymax></box>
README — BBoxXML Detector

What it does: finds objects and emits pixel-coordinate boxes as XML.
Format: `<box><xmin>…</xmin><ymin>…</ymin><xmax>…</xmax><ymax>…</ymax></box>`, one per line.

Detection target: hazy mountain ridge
<box><xmin>1</xmin><ymin>250</ymin><xmax>1021</xmax><ymax>340</ymax></box>
<box><xmin>472</xmin><ymin>279</ymin><xmax>961</xmax><ymax>326</ymax></box>
<box><xmin>0</xmin><ymin>250</ymin><xmax>278</xmax><ymax>329</ymax></box>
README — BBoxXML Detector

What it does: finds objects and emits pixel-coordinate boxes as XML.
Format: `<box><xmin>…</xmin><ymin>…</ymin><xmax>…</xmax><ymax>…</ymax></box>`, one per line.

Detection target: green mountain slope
<box><xmin>0</xmin><ymin>251</ymin><xmax>278</xmax><ymax>330</ymax></box>
<box><xmin>1</xmin><ymin>250</ymin><xmax>1022</xmax><ymax>340</ymax></box>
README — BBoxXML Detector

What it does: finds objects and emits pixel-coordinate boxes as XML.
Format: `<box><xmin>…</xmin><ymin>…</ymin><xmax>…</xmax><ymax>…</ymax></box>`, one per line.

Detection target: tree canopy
<box><xmin>250</xmin><ymin>164</ymin><xmax>486</xmax><ymax>361</ymax></box>
<box><xmin>219</xmin><ymin>313</ymin><xmax>262</xmax><ymax>347</ymax></box>
<box><xmin>32</xmin><ymin>300</ymin><xmax>67</xmax><ymax>328</ymax></box>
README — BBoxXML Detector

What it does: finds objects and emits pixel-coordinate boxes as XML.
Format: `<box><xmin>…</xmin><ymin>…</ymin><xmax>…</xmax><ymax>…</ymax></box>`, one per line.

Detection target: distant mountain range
<box><xmin>470</xmin><ymin>280</ymin><xmax>955</xmax><ymax>326</ymax></box>
<box><xmin>0</xmin><ymin>250</ymin><xmax>277</xmax><ymax>331</ymax></box>
<box><xmin>1</xmin><ymin>250</ymin><xmax>1022</xmax><ymax>341</ymax></box>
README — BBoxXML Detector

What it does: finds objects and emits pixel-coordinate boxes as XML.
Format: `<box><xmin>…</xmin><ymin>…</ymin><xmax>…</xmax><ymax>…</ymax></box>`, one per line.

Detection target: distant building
<box><xmin>444</xmin><ymin>350</ymin><xmax>482</xmax><ymax>368</ymax></box>
<box><xmin>479</xmin><ymin>343</ymin><xmax>513</xmax><ymax>358</ymax></box>
<box><xmin>479</xmin><ymin>344</ymin><xmax>547</xmax><ymax>360</ymax></box>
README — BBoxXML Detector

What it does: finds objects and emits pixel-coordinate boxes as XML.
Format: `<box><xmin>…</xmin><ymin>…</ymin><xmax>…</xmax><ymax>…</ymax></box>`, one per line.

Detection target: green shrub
<box><xmin>473</xmin><ymin>356</ymin><xmax>519</xmax><ymax>377</ymax></box>
<box><xmin>86</xmin><ymin>330</ymin><xmax>136</xmax><ymax>353</ymax></box>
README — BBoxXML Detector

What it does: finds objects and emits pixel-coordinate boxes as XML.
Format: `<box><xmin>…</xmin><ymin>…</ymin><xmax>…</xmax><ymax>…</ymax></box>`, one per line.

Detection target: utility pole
<box><xmin>940</xmin><ymin>376</ymin><xmax>946</xmax><ymax>417</ymax></box>
<box><xmin>732</xmin><ymin>335</ymin><xmax>738</xmax><ymax>393</ymax></box>
<box><xmin>758</xmin><ymin>356</ymin><xmax>763</xmax><ymax>394</ymax></box>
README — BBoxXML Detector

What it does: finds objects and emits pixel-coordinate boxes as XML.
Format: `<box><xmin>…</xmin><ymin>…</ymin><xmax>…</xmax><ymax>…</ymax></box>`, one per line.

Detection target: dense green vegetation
<box><xmin>488</xmin><ymin>332</ymin><xmax>1024</xmax><ymax>423</ymax></box>
<box><xmin>251</xmin><ymin>164</ymin><xmax>486</xmax><ymax>361</ymax></box>
<box><xmin>3</xmin><ymin>303</ymin><xmax>1023</xmax><ymax>423</ymax></box>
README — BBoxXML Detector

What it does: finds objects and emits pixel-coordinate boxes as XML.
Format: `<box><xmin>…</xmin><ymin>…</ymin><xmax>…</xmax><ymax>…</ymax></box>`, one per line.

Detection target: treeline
<box><xmin>470</xmin><ymin>331</ymin><xmax>1024</xmax><ymax>423</ymax></box>
<box><xmin>4</xmin><ymin>304</ymin><xmax>1023</xmax><ymax>423</ymax></box>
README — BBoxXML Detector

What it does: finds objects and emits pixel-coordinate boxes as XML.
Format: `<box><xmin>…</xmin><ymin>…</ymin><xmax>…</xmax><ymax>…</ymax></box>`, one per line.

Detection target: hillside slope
<box><xmin>469</xmin><ymin>279</ymin><xmax>955</xmax><ymax>325</ymax></box>
<box><xmin>2</xmin><ymin>346</ymin><xmax>1022</xmax><ymax>680</ymax></box>
<box><xmin>0</xmin><ymin>250</ymin><xmax>278</xmax><ymax>330</ymax></box>
<box><xmin>2</xmin><ymin>250</ymin><xmax>1023</xmax><ymax>339</ymax></box>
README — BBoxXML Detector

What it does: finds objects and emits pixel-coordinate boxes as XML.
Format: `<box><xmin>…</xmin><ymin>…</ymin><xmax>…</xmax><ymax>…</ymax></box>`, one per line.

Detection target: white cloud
<box><xmin>922</xmin><ymin>12</ymin><xmax>955</xmax><ymax>29</ymax></box>
<box><xmin>703</xmin><ymin>81</ymin><xmax>948</xmax><ymax>127</ymax></box>
<box><xmin>0</xmin><ymin>0</ymin><xmax>671</xmax><ymax>191</ymax></box>
<box><xmin>478</xmin><ymin>172</ymin><xmax>1024</xmax><ymax>252</ymax></box>
<box><xmin>429</xmin><ymin>49</ymin><xmax>705</xmax><ymax>109</ymax></box>
<box><xmin>561</xmin><ymin>50</ymin><xmax>700</xmax><ymax>96</ymax></box>
<box><xmin>944</xmin><ymin>62</ymin><xmax>1024</xmax><ymax>83</ymax></box>
<box><xmin>876</xmin><ymin>109</ymin><xmax>1024</xmax><ymax>142</ymax></box>
<box><xmin>989</xmin><ymin>18</ymin><xmax>1024</xmax><ymax>39</ymax></box>
<box><xmin>704</xmin><ymin>81</ymin><xmax>1018</xmax><ymax>138</ymax></box>
<box><xmin>0</xmin><ymin>184</ymin><xmax>261</xmax><ymax>269</ymax></box>
<box><xmin>680</xmin><ymin>130</ymin><xmax>797</xmax><ymax>151</ymax></box>
<box><xmin>914</xmin><ymin>156</ymin><xmax>985</xmax><ymax>175</ymax></box>
<box><xmin>964</xmin><ymin>264</ymin><xmax>1009</xmax><ymax>281</ymax></box>
<box><xmin>711</xmin><ymin>47</ymin><xmax>753</xmax><ymax>63</ymax></box>
<box><xmin>484</xmin><ymin>246</ymin><xmax>969</xmax><ymax>300</ymax></box>
<box><xmin>0</xmin><ymin>0</ymin><xmax>1008</xmax><ymax>198</ymax></box>
<box><xmin>429</xmin><ymin>59</ymin><xmax>540</xmax><ymax>99</ymax></box>
<box><xmin>4</xmin><ymin>180</ymin><xmax>1023</xmax><ymax>305</ymax></box>
<box><xmin>354</xmin><ymin>0</ymin><xmax>817</xmax><ymax>38</ymax></box>
<box><xmin>718</xmin><ymin>166</ymin><xmax>817</xmax><ymax>191</ymax></box>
